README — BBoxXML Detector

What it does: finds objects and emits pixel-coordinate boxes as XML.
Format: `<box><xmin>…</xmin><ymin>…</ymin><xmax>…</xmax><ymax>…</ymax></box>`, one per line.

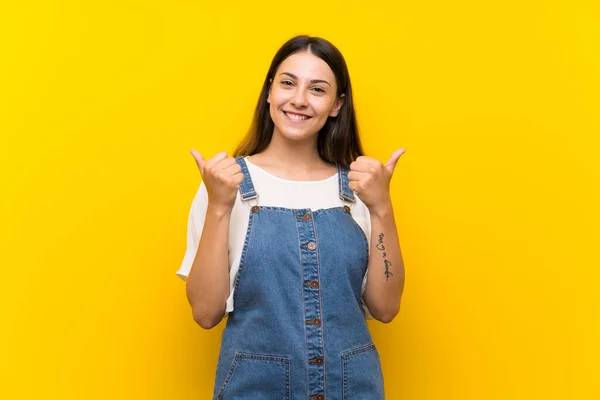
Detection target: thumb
<box><xmin>385</xmin><ymin>148</ymin><xmax>406</xmax><ymax>174</ymax></box>
<box><xmin>190</xmin><ymin>149</ymin><xmax>206</xmax><ymax>175</ymax></box>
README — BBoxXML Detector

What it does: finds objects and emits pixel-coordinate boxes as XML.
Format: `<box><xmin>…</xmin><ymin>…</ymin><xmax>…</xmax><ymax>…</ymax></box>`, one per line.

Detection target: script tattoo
<box><xmin>376</xmin><ymin>233</ymin><xmax>393</xmax><ymax>281</ymax></box>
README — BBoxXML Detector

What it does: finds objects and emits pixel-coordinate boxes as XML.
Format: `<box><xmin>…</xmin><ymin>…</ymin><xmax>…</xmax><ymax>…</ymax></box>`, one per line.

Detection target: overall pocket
<box><xmin>341</xmin><ymin>343</ymin><xmax>385</xmax><ymax>399</ymax></box>
<box><xmin>217</xmin><ymin>352</ymin><xmax>290</xmax><ymax>400</ymax></box>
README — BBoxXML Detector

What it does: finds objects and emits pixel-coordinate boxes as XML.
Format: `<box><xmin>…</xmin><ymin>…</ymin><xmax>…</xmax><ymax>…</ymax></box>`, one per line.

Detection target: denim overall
<box><xmin>213</xmin><ymin>156</ymin><xmax>385</xmax><ymax>399</ymax></box>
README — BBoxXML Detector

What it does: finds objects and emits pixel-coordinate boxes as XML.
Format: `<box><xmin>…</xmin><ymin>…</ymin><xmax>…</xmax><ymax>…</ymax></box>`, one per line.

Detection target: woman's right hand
<box><xmin>190</xmin><ymin>150</ymin><xmax>244</xmax><ymax>213</ymax></box>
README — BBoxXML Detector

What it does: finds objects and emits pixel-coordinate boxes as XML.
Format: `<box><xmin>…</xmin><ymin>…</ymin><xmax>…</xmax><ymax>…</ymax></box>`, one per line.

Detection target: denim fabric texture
<box><xmin>213</xmin><ymin>156</ymin><xmax>385</xmax><ymax>399</ymax></box>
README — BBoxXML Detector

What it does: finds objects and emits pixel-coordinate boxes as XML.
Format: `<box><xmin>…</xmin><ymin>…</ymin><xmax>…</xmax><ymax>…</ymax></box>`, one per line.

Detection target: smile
<box><xmin>283</xmin><ymin>111</ymin><xmax>311</xmax><ymax>121</ymax></box>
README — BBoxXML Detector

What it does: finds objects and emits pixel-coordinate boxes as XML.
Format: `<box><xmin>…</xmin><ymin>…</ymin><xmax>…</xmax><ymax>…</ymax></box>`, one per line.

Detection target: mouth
<box><xmin>283</xmin><ymin>111</ymin><xmax>312</xmax><ymax>121</ymax></box>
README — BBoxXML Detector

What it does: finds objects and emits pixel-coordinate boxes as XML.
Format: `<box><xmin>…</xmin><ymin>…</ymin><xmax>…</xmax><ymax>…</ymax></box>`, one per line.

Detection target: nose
<box><xmin>291</xmin><ymin>88</ymin><xmax>308</xmax><ymax>108</ymax></box>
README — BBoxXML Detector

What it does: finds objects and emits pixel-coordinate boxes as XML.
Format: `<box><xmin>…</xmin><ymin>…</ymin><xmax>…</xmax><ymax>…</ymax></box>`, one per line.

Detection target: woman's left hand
<box><xmin>348</xmin><ymin>149</ymin><xmax>406</xmax><ymax>215</ymax></box>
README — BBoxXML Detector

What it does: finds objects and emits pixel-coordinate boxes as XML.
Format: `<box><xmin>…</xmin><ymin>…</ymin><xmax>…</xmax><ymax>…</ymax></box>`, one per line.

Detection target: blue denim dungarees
<box><xmin>213</xmin><ymin>156</ymin><xmax>385</xmax><ymax>399</ymax></box>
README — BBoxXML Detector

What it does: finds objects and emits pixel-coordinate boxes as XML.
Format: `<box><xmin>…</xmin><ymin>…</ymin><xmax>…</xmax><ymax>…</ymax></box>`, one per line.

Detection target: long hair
<box><xmin>232</xmin><ymin>35</ymin><xmax>364</xmax><ymax>168</ymax></box>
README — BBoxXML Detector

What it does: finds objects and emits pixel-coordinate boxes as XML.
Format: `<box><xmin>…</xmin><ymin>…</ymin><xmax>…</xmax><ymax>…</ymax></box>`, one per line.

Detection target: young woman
<box><xmin>177</xmin><ymin>35</ymin><xmax>406</xmax><ymax>399</ymax></box>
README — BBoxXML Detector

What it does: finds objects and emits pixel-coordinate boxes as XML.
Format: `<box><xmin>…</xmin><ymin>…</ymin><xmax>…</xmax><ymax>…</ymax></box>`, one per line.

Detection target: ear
<box><xmin>329</xmin><ymin>93</ymin><xmax>345</xmax><ymax>117</ymax></box>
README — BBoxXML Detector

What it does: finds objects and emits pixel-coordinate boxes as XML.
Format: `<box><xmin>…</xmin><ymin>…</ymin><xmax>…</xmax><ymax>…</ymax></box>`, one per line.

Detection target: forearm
<box><xmin>363</xmin><ymin>201</ymin><xmax>405</xmax><ymax>323</ymax></box>
<box><xmin>186</xmin><ymin>204</ymin><xmax>231</xmax><ymax>329</ymax></box>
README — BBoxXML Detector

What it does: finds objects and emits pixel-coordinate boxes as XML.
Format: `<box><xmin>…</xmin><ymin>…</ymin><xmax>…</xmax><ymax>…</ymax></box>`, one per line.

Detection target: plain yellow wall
<box><xmin>1</xmin><ymin>1</ymin><xmax>599</xmax><ymax>399</ymax></box>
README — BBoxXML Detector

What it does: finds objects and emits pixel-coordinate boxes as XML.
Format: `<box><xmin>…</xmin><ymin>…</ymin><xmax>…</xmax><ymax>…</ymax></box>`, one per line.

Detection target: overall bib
<box><xmin>213</xmin><ymin>156</ymin><xmax>385</xmax><ymax>400</ymax></box>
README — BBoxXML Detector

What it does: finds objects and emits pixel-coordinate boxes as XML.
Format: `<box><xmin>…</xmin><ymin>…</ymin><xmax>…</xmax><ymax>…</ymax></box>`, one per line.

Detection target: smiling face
<box><xmin>267</xmin><ymin>51</ymin><xmax>344</xmax><ymax>142</ymax></box>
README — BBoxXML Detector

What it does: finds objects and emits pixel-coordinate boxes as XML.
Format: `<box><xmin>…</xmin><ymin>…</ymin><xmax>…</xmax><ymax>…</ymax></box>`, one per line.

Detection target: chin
<box><xmin>278</xmin><ymin>128</ymin><xmax>317</xmax><ymax>141</ymax></box>
<box><xmin>270</xmin><ymin>109</ymin><xmax>326</xmax><ymax>140</ymax></box>
<box><xmin>272</xmin><ymin>119</ymin><xmax>316</xmax><ymax>140</ymax></box>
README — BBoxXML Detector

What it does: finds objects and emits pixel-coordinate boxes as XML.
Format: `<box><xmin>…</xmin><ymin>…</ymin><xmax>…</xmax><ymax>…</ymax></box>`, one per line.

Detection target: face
<box><xmin>267</xmin><ymin>51</ymin><xmax>344</xmax><ymax>142</ymax></box>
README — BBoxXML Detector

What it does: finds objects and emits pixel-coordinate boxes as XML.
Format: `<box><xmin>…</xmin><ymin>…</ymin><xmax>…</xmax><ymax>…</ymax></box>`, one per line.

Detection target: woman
<box><xmin>177</xmin><ymin>35</ymin><xmax>406</xmax><ymax>399</ymax></box>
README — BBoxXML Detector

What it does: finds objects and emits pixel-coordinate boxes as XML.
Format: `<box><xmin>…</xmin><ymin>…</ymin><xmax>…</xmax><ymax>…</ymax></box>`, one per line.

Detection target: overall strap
<box><xmin>235</xmin><ymin>156</ymin><xmax>258</xmax><ymax>201</ymax></box>
<box><xmin>337</xmin><ymin>163</ymin><xmax>356</xmax><ymax>204</ymax></box>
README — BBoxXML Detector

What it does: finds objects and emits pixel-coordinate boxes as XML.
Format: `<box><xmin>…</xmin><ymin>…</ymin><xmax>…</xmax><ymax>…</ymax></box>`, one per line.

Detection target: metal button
<box><xmin>344</xmin><ymin>205</ymin><xmax>351</xmax><ymax>214</ymax></box>
<box><xmin>251</xmin><ymin>205</ymin><xmax>260</xmax><ymax>213</ymax></box>
<box><xmin>303</xmin><ymin>214</ymin><xmax>312</xmax><ymax>220</ymax></box>
<box><xmin>313</xmin><ymin>356</ymin><xmax>324</xmax><ymax>366</ymax></box>
<box><xmin>309</xmin><ymin>395</ymin><xmax>325</xmax><ymax>400</ymax></box>
<box><xmin>309</xmin><ymin>280</ymin><xmax>319</xmax><ymax>289</ymax></box>
<box><xmin>307</xmin><ymin>241</ymin><xmax>317</xmax><ymax>250</ymax></box>
<box><xmin>312</xmin><ymin>318</ymin><xmax>321</xmax><ymax>327</ymax></box>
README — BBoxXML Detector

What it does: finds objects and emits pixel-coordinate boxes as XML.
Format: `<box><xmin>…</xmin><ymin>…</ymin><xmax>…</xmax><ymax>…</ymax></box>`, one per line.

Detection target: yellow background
<box><xmin>1</xmin><ymin>1</ymin><xmax>599</xmax><ymax>399</ymax></box>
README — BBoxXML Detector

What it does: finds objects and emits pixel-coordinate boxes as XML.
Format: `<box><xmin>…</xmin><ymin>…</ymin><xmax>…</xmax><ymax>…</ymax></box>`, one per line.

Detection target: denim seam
<box><xmin>338</xmin><ymin>164</ymin><xmax>356</xmax><ymax>203</ymax></box>
<box><xmin>311</xmin><ymin>215</ymin><xmax>327</xmax><ymax>397</ymax></box>
<box><xmin>342</xmin><ymin>352</ymin><xmax>348</xmax><ymax>400</ymax></box>
<box><xmin>236</xmin><ymin>156</ymin><xmax>258</xmax><ymax>200</ymax></box>
<box><xmin>345</xmin><ymin>213</ymin><xmax>370</xmax><ymax>268</ymax></box>
<box><xmin>341</xmin><ymin>342</ymin><xmax>375</xmax><ymax>359</ymax></box>
<box><xmin>341</xmin><ymin>343</ymin><xmax>376</xmax><ymax>400</ymax></box>
<box><xmin>216</xmin><ymin>354</ymin><xmax>239</xmax><ymax>399</ymax></box>
<box><xmin>217</xmin><ymin>353</ymin><xmax>291</xmax><ymax>399</ymax></box>
<box><xmin>235</xmin><ymin>205</ymin><xmax>346</xmax><ymax>214</ymax></box>
<box><xmin>232</xmin><ymin>211</ymin><xmax>256</xmax><ymax>307</ymax></box>
<box><xmin>294</xmin><ymin>213</ymin><xmax>311</xmax><ymax>398</ymax></box>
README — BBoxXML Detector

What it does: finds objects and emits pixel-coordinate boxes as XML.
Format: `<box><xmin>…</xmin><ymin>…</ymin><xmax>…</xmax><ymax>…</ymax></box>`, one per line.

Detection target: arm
<box><xmin>362</xmin><ymin>200</ymin><xmax>405</xmax><ymax>323</ymax></box>
<box><xmin>348</xmin><ymin>149</ymin><xmax>407</xmax><ymax>323</ymax></box>
<box><xmin>183</xmin><ymin>151</ymin><xmax>244</xmax><ymax>329</ymax></box>
<box><xmin>186</xmin><ymin>204</ymin><xmax>231</xmax><ymax>329</ymax></box>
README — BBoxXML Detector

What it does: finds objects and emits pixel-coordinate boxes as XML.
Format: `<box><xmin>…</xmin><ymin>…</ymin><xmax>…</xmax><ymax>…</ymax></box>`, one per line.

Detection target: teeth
<box><xmin>285</xmin><ymin>112</ymin><xmax>309</xmax><ymax>120</ymax></box>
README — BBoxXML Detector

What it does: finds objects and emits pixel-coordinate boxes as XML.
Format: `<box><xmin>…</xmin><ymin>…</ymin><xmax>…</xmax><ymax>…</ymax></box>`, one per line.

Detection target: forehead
<box><xmin>275</xmin><ymin>51</ymin><xmax>335</xmax><ymax>82</ymax></box>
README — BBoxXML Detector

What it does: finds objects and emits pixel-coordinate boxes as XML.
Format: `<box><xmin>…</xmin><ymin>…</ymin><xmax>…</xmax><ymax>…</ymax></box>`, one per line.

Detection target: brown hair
<box><xmin>232</xmin><ymin>35</ymin><xmax>364</xmax><ymax>168</ymax></box>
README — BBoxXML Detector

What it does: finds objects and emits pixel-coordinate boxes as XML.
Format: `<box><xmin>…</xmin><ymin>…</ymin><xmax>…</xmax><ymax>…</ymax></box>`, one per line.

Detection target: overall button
<box><xmin>309</xmin><ymin>356</ymin><xmax>324</xmax><ymax>366</ymax></box>
<box><xmin>307</xmin><ymin>241</ymin><xmax>317</xmax><ymax>250</ymax></box>
<box><xmin>302</xmin><ymin>214</ymin><xmax>312</xmax><ymax>220</ymax></box>
<box><xmin>309</xmin><ymin>394</ymin><xmax>324</xmax><ymax>400</ymax></box>
<box><xmin>305</xmin><ymin>317</ymin><xmax>321</xmax><ymax>327</ymax></box>
<box><xmin>344</xmin><ymin>205</ymin><xmax>351</xmax><ymax>214</ymax></box>
<box><xmin>251</xmin><ymin>205</ymin><xmax>260</xmax><ymax>213</ymax></box>
<box><xmin>303</xmin><ymin>280</ymin><xmax>319</xmax><ymax>289</ymax></box>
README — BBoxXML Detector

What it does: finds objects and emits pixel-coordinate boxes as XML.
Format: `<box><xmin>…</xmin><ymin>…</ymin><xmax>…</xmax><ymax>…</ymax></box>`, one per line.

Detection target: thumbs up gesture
<box><xmin>190</xmin><ymin>149</ymin><xmax>245</xmax><ymax>214</ymax></box>
<box><xmin>348</xmin><ymin>149</ymin><xmax>406</xmax><ymax>215</ymax></box>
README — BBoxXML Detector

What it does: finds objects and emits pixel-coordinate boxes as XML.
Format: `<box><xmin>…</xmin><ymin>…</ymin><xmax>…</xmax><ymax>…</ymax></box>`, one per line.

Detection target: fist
<box><xmin>348</xmin><ymin>149</ymin><xmax>406</xmax><ymax>213</ymax></box>
<box><xmin>190</xmin><ymin>150</ymin><xmax>244</xmax><ymax>212</ymax></box>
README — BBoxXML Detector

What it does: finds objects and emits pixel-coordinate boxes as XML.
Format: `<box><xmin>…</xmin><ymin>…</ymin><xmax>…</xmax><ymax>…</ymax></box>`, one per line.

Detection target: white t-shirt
<box><xmin>176</xmin><ymin>156</ymin><xmax>373</xmax><ymax>319</ymax></box>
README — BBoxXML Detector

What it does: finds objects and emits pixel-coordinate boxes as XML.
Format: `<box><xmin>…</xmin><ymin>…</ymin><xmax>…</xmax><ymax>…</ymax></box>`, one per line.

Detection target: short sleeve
<box><xmin>176</xmin><ymin>181</ymin><xmax>209</xmax><ymax>281</ymax></box>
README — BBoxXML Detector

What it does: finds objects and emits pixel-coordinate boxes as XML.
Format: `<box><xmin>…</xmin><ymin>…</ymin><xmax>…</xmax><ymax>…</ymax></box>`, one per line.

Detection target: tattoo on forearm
<box><xmin>376</xmin><ymin>233</ymin><xmax>393</xmax><ymax>281</ymax></box>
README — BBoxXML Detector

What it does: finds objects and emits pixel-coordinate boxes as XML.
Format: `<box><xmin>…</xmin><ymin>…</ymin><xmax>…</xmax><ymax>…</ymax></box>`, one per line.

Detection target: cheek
<box><xmin>314</xmin><ymin>100</ymin><xmax>336</xmax><ymax>117</ymax></box>
<box><xmin>270</xmin><ymin>88</ymin><xmax>291</xmax><ymax>105</ymax></box>
<box><xmin>268</xmin><ymin>103</ymin><xmax>278</xmax><ymax>121</ymax></box>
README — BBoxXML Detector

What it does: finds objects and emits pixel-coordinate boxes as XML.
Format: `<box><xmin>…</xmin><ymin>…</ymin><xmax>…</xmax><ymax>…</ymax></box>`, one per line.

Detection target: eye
<box><xmin>312</xmin><ymin>86</ymin><xmax>326</xmax><ymax>93</ymax></box>
<box><xmin>280</xmin><ymin>80</ymin><xmax>294</xmax><ymax>86</ymax></box>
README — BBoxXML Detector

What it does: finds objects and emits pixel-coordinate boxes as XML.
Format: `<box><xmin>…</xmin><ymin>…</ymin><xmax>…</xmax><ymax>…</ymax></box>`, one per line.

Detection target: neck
<box><xmin>259</xmin><ymin>129</ymin><xmax>327</xmax><ymax>169</ymax></box>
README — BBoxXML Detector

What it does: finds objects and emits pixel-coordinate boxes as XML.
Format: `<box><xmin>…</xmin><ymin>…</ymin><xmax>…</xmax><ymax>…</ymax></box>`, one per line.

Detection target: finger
<box><xmin>215</xmin><ymin>156</ymin><xmax>238</xmax><ymax>170</ymax></box>
<box><xmin>221</xmin><ymin>171</ymin><xmax>244</xmax><ymax>188</ymax></box>
<box><xmin>205</xmin><ymin>151</ymin><xmax>229</xmax><ymax>169</ymax></box>
<box><xmin>190</xmin><ymin>149</ymin><xmax>205</xmax><ymax>173</ymax></box>
<box><xmin>234</xmin><ymin>172</ymin><xmax>245</xmax><ymax>187</ymax></box>
<box><xmin>348</xmin><ymin>180</ymin><xmax>361</xmax><ymax>193</ymax></box>
<box><xmin>349</xmin><ymin>160</ymin><xmax>372</xmax><ymax>173</ymax></box>
<box><xmin>347</xmin><ymin>170</ymin><xmax>367</xmax><ymax>182</ymax></box>
<box><xmin>385</xmin><ymin>148</ymin><xmax>406</xmax><ymax>174</ymax></box>
<box><xmin>355</xmin><ymin>156</ymin><xmax>380</xmax><ymax>167</ymax></box>
<box><xmin>223</xmin><ymin>161</ymin><xmax>242</xmax><ymax>176</ymax></box>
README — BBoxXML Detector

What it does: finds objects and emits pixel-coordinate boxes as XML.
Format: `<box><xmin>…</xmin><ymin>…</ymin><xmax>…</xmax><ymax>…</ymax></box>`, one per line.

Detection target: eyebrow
<box><xmin>279</xmin><ymin>72</ymin><xmax>331</xmax><ymax>86</ymax></box>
